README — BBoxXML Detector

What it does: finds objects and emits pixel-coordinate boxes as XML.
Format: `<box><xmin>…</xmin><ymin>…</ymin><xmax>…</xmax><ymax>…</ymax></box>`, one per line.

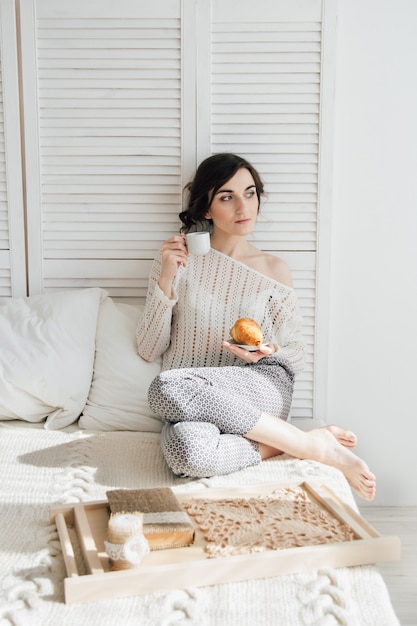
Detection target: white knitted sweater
<box><xmin>136</xmin><ymin>248</ymin><xmax>305</xmax><ymax>375</ymax></box>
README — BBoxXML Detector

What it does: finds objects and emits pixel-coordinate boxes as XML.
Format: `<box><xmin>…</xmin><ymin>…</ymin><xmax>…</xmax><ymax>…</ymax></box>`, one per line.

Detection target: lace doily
<box><xmin>183</xmin><ymin>485</ymin><xmax>356</xmax><ymax>558</ymax></box>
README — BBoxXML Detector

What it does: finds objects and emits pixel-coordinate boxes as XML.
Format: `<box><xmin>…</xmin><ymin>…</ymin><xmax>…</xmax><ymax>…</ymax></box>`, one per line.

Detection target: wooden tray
<box><xmin>50</xmin><ymin>481</ymin><xmax>401</xmax><ymax>605</ymax></box>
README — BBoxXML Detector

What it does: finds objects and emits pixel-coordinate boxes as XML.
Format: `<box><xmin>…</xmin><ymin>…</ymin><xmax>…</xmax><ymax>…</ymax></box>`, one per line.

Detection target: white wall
<box><xmin>329</xmin><ymin>0</ymin><xmax>417</xmax><ymax>505</ymax></box>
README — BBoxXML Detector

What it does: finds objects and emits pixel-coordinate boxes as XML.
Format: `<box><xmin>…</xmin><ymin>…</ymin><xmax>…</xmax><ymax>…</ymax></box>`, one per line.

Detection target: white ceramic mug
<box><xmin>185</xmin><ymin>231</ymin><xmax>210</xmax><ymax>255</ymax></box>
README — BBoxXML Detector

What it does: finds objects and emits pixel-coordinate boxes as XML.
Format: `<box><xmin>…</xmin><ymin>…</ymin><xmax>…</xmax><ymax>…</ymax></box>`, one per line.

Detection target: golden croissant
<box><xmin>230</xmin><ymin>318</ymin><xmax>263</xmax><ymax>346</ymax></box>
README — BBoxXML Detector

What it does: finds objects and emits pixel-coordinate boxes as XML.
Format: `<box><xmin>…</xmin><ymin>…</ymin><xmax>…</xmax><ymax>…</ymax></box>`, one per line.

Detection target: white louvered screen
<box><xmin>210</xmin><ymin>22</ymin><xmax>320</xmax><ymax>252</ymax></box>
<box><xmin>208</xmin><ymin>0</ymin><xmax>325</xmax><ymax>419</ymax></box>
<box><xmin>279</xmin><ymin>252</ymin><xmax>315</xmax><ymax>419</ymax></box>
<box><xmin>20</xmin><ymin>0</ymin><xmax>182</xmax><ymax>299</ymax></box>
<box><xmin>0</xmin><ymin>0</ymin><xmax>25</xmax><ymax>297</ymax></box>
<box><xmin>16</xmin><ymin>0</ymin><xmax>336</xmax><ymax>422</ymax></box>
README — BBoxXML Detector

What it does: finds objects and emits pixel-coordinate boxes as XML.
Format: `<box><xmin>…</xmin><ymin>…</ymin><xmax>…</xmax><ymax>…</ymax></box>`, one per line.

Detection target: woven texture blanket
<box><xmin>0</xmin><ymin>421</ymin><xmax>399</xmax><ymax>626</ymax></box>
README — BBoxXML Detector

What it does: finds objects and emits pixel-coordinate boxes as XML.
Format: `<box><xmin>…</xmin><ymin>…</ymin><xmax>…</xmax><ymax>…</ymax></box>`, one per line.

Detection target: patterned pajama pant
<box><xmin>148</xmin><ymin>357</ymin><xmax>295</xmax><ymax>478</ymax></box>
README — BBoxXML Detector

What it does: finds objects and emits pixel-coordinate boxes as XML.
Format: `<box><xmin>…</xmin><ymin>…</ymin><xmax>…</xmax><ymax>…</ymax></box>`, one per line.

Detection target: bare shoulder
<box><xmin>243</xmin><ymin>247</ymin><xmax>293</xmax><ymax>287</ymax></box>
<box><xmin>262</xmin><ymin>253</ymin><xmax>293</xmax><ymax>287</ymax></box>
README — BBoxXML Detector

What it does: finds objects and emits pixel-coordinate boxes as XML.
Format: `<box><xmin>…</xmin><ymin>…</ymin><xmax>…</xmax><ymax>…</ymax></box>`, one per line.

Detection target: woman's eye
<box><xmin>246</xmin><ymin>190</ymin><xmax>256</xmax><ymax>198</ymax></box>
<box><xmin>220</xmin><ymin>195</ymin><xmax>232</xmax><ymax>201</ymax></box>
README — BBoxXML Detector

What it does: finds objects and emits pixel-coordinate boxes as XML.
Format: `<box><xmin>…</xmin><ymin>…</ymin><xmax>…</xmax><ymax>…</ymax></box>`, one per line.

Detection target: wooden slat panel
<box><xmin>18</xmin><ymin>0</ymin><xmax>336</xmax><ymax>423</ymax></box>
<box><xmin>0</xmin><ymin>0</ymin><xmax>26</xmax><ymax>296</ymax></box>
<box><xmin>212</xmin><ymin>0</ymin><xmax>322</xmax><ymax>24</ymax></box>
<box><xmin>21</xmin><ymin>2</ymin><xmax>182</xmax><ymax>289</ymax></box>
<box><xmin>281</xmin><ymin>253</ymin><xmax>315</xmax><ymax>419</ymax></box>
<box><xmin>210</xmin><ymin>19</ymin><xmax>321</xmax><ymax>253</ymax></box>
<box><xmin>0</xmin><ymin>250</ymin><xmax>11</xmax><ymax>296</ymax></box>
<box><xmin>209</xmin><ymin>10</ymin><xmax>322</xmax><ymax>418</ymax></box>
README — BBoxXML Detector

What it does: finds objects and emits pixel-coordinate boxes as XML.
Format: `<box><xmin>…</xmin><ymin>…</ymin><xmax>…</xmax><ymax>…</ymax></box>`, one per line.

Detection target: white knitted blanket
<box><xmin>0</xmin><ymin>421</ymin><xmax>399</xmax><ymax>626</ymax></box>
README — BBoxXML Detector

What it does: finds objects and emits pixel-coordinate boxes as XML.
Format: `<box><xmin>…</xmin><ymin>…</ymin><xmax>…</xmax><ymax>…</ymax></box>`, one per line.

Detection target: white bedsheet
<box><xmin>0</xmin><ymin>421</ymin><xmax>399</xmax><ymax>626</ymax></box>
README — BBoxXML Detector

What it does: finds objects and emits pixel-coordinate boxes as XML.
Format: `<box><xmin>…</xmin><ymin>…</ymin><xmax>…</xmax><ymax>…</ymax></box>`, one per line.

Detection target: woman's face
<box><xmin>205</xmin><ymin>168</ymin><xmax>259</xmax><ymax>237</ymax></box>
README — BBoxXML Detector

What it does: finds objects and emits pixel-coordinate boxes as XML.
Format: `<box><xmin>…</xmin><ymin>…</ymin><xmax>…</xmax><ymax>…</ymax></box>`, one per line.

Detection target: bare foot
<box><xmin>325</xmin><ymin>424</ymin><xmax>357</xmax><ymax>449</ymax></box>
<box><xmin>309</xmin><ymin>428</ymin><xmax>376</xmax><ymax>501</ymax></box>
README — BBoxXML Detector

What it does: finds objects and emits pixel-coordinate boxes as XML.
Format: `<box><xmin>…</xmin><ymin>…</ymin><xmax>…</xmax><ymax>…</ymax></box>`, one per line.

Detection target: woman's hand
<box><xmin>158</xmin><ymin>234</ymin><xmax>188</xmax><ymax>297</ymax></box>
<box><xmin>222</xmin><ymin>341</ymin><xmax>277</xmax><ymax>364</ymax></box>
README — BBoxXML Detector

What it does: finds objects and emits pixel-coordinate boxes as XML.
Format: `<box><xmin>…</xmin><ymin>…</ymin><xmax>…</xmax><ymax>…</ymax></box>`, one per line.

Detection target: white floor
<box><xmin>359</xmin><ymin>506</ymin><xmax>417</xmax><ymax>626</ymax></box>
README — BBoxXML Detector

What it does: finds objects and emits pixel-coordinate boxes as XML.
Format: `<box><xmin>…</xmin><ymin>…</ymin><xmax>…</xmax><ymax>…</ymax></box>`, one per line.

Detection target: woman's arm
<box><xmin>263</xmin><ymin>255</ymin><xmax>305</xmax><ymax>373</ymax></box>
<box><xmin>157</xmin><ymin>234</ymin><xmax>188</xmax><ymax>298</ymax></box>
<box><xmin>136</xmin><ymin>234</ymin><xmax>187</xmax><ymax>361</ymax></box>
<box><xmin>222</xmin><ymin>300</ymin><xmax>305</xmax><ymax>373</ymax></box>
<box><xmin>223</xmin><ymin>255</ymin><xmax>305</xmax><ymax>372</ymax></box>
<box><xmin>135</xmin><ymin>253</ymin><xmax>176</xmax><ymax>362</ymax></box>
<box><xmin>268</xmin><ymin>289</ymin><xmax>306</xmax><ymax>374</ymax></box>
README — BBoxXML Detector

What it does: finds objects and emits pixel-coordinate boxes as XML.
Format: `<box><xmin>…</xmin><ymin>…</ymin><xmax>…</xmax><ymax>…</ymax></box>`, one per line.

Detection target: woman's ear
<box><xmin>204</xmin><ymin>209</ymin><xmax>211</xmax><ymax>219</ymax></box>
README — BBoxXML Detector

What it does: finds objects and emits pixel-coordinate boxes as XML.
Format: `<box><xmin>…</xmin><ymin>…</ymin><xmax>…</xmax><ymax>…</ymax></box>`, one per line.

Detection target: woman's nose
<box><xmin>235</xmin><ymin>196</ymin><xmax>246</xmax><ymax>212</ymax></box>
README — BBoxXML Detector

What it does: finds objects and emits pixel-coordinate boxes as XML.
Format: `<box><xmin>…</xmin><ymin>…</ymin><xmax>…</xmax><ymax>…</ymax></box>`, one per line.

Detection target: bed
<box><xmin>0</xmin><ymin>288</ymin><xmax>400</xmax><ymax>625</ymax></box>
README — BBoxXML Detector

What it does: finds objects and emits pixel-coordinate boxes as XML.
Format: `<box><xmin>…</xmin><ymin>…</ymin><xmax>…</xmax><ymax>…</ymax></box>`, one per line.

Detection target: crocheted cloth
<box><xmin>136</xmin><ymin>248</ymin><xmax>305</xmax><ymax>374</ymax></box>
<box><xmin>183</xmin><ymin>485</ymin><xmax>356</xmax><ymax>558</ymax></box>
<box><xmin>0</xmin><ymin>420</ymin><xmax>399</xmax><ymax>626</ymax></box>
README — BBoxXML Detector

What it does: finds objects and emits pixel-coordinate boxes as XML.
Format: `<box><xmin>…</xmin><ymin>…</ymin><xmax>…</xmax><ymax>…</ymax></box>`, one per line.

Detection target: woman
<box><xmin>136</xmin><ymin>153</ymin><xmax>376</xmax><ymax>501</ymax></box>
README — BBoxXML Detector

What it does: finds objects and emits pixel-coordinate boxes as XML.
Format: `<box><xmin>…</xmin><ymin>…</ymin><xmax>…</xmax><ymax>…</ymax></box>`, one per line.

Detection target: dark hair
<box><xmin>179</xmin><ymin>153</ymin><xmax>264</xmax><ymax>233</ymax></box>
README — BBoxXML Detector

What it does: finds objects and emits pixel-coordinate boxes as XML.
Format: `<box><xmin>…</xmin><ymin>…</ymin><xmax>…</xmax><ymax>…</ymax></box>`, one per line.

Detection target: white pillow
<box><xmin>0</xmin><ymin>288</ymin><xmax>103</xmax><ymax>429</ymax></box>
<box><xmin>79</xmin><ymin>297</ymin><xmax>163</xmax><ymax>432</ymax></box>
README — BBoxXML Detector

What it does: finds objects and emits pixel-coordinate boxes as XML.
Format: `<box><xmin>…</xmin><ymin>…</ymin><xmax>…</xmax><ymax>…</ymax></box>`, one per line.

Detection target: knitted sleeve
<box><xmin>136</xmin><ymin>252</ymin><xmax>177</xmax><ymax>362</ymax></box>
<box><xmin>266</xmin><ymin>289</ymin><xmax>306</xmax><ymax>375</ymax></box>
